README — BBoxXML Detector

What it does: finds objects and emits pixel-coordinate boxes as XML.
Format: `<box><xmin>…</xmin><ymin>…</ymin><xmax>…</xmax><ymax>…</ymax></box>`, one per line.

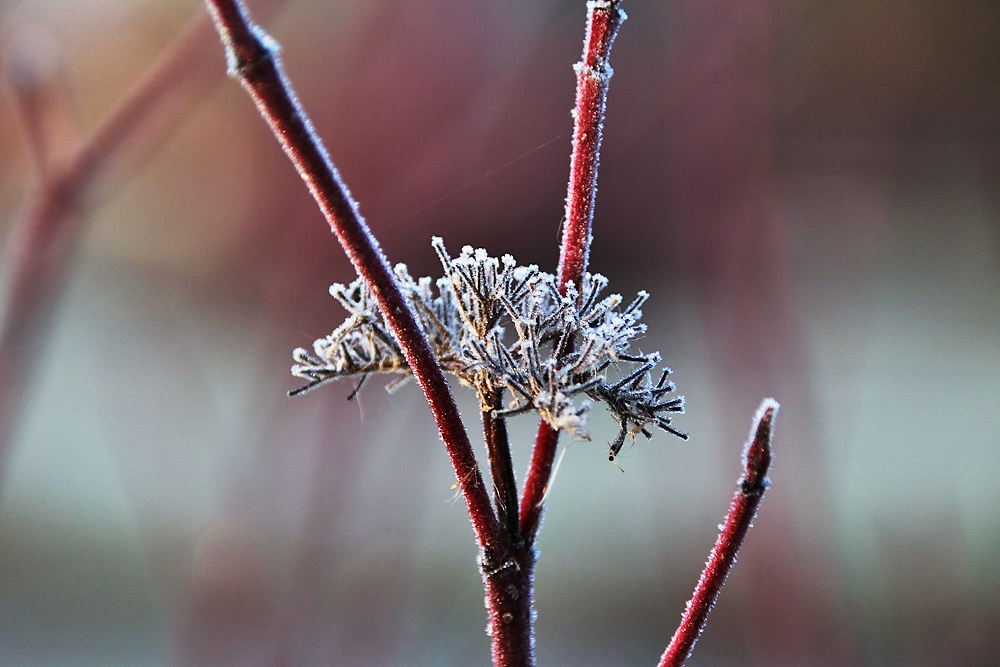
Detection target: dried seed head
<box><xmin>290</xmin><ymin>238</ymin><xmax>686</xmax><ymax>457</ymax></box>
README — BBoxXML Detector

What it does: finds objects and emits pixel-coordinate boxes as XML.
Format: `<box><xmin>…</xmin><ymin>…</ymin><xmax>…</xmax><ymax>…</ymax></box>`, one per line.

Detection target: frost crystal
<box><xmin>291</xmin><ymin>238</ymin><xmax>686</xmax><ymax>459</ymax></box>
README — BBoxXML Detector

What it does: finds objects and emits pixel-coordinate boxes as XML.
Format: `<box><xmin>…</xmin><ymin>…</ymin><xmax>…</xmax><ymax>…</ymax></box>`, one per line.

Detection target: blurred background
<box><xmin>0</xmin><ymin>0</ymin><xmax>998</xmax><ymax>665</ymax></box>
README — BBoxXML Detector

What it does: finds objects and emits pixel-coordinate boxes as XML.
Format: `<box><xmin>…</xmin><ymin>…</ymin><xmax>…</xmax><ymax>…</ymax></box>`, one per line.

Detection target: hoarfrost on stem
<box><xmin>291</xmin><ymin>238</ymin><xmax>686</xmax><ymax>459</ymax></box>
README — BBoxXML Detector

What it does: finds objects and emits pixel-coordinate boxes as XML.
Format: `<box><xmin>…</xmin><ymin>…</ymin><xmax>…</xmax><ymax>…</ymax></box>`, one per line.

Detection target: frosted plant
<box><xmin>206</xmin><ymin>1</ymin><xmax>777</xmax><ymax>661</ymax></box>
<box><xmin>291</xmin><ymin>238</ymin><xmax>686</xmax><ymax>460</ymax></box>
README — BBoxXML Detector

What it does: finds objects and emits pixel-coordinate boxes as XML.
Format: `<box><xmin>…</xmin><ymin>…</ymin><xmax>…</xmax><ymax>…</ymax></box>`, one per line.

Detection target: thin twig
<box><xmin>518</xmin><ymin>421</ymin><xmax>558</xmax><ymax>543</ymax></box>
<box><xmin>203</xmin><ymin>0</ymin><xmax>502</xmax><ymax>556</ymax></box>
<box><xmin>657</xmin><ymin>398</ymin><xmax>778</xmax><ymax>667</ymax></box>
<box><xmin>520</xmin><ymin>0</ymin><xmax>626</xmax><ymax>544</ymax></box>
<box><xmin>482</xmin><ymin>389</ymin><xmax>522</xmax><ymax>547</ymax></box>
<box><xmin>478</xmin><ymin>393</ymin><xmax>536</xmax><ymax>666</ymax></box>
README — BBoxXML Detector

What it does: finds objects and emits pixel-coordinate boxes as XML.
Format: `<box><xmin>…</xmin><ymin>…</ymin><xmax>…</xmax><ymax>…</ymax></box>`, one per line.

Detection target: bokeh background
<box><xmin>1</xmin><ymin>0</ymin><xmax>998</xmax><ymax>665</ymax></box>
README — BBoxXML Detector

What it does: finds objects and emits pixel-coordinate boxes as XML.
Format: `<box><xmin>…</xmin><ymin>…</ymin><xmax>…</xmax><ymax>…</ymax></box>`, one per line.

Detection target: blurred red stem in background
<box><xmin>658</xmin><ymin>399</ymin><xmax>777</xmax><ymax>667</ymax></box>
<box><xmin>519</xmin><ymin>0</ymin><xmax>626</xmax><ymax>545</ymax></box>
<box><xmin>0</xmin><ymin>6</ymin><xmax>282</xmax><ymax>492</ymax></box>
<box><xmin>6</xmin><ymin>42</ymin><xmax>66</xmax><ymax>177</ymax></box>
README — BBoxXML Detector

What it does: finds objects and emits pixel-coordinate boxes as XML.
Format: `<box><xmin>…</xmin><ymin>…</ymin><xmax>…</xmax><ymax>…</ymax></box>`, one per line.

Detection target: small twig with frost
<box><xmin>520</xmin><ymin>0</ymin><xmax>627</xmax><ymax>545</ymax></box>
<box><xmin>658</xmin><ymin>399</ymin><xmax>778</xmax><ymax>667</ymax></box>
<box><xmin>557</xmin><ymin>0</ymin><xmax>625</xmax><ymax>289</ymax></box>
<box><xmin>481</xmin><ymin>387</ymin><xmax>521</xmax><ymax>545</ymax></box>
<box><xmin>203</xmin><ymin>0</ymin><xmax>502</xmax><ymax>557</ymax></box>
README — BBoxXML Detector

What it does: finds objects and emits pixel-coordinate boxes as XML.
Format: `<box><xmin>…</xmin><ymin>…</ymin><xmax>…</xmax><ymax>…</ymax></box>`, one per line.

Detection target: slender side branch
<box><xmin>657</xmin><ymin>399</ymin><xmax>778</xmax><ymax>667</ymax></box>
<box><xmin>520</xmin><ymin>0</ymin><xmax>626</xmax><ymax>544</ymax></box>
<box><xmin>203</xmin><ymin>0</ymin><xmax>502</xmax><ymax>555</ymax></box>
<box><xmin>557</xmin><ymin>0</ymin><xmax>625</xmax><ymax>292</ymax></box>
<box><xmin>482</xmin><ymin>390</ymin><xmax>521</xmax><ymax>547</ymax></box>
<box><xmin>518</xmin><ymin>422</ymin><xmax>558</xmax><ymax>543</ymax></box>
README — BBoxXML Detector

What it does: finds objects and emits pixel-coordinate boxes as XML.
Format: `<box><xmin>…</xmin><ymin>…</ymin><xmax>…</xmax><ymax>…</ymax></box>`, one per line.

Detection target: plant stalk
<box><xmin>482</xmin><ymin>389</ymin><xmax>522</xmax><ymax>548</ymax></box>
<box><xmin>658</xmin><ymin>399</ymin><xmax>778</xmax><ymax>667</ymax></box>
<box><xmin>556</xmin><ymin>0</ymin><xmax>626</xmax><ymax>291</ymax></box>
<box><xmin>203</xmin><ymin>0</ymin><xmax>503</xmax><ymax>557</ymax></box>
<box><xmin>482</xmin><ymin>543</ymin><xmax>536</xmax><ymax>667</ymax></box>
<box><xmin>520</xmin><ymin>0</ymin><xmax>626</xmax><ymax>544</ymax></box>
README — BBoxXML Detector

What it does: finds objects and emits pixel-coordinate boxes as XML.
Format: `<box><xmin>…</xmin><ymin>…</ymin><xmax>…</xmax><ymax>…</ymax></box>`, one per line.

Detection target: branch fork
<box><xmin>201</xmin><ymin>2</ymin><xmax>778</xmax><ymax>666</ymax></box>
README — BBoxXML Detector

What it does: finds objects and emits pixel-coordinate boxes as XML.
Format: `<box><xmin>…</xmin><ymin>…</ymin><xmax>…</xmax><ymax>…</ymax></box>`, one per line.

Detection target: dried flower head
<box><xmin>291</xmin><ymin>238</ymin><xmax>686</xmax><ymax>459</ymax></box>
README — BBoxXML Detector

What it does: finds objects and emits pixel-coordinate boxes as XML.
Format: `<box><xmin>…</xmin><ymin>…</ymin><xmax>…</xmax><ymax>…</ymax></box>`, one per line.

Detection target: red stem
<box><xmin>481</xmin><ymin>402</ymin><xmax>534</xmax><ymax>665</ymax></box>
<box><xmin>556</xmin><ymin>0</ymin><xmax>625</xmax><ymax>291</ymax></box>
<box><xmin>482</xmin><ymin>391</ymin><xmax>521</xmax><ymax>547</ymax></box>
<box><xmin>6</xmin><ymin>41</ymin><xmax>64</xmax><ymax>177</ymax></box>
<box><xmin>203</xmin><ymin>0</ymin><xmax>502</xmax><ymax>557</ymax></box>
<box><xmin>518</xmin><ymin>421</ymin><xmax>558</xmax><ymax>543</ymax></box>
<box><xmin>657</xmin><ymin>399</ymin><xmax>778</xmax><ymax>667</ymax></box>
<box><xmin>520</xmin><ymin>0</ymin><xmax>626</xmax><ymax>544</ymax></box>
<box><xmin>482</xmin><ymin>545</ymin><xmax>536</xmax><ymax>667</ymax></box>
<box><xmin>489</xmin><ymin>2</ymin><xmax>628</xmax><ymax>658</ymax></box>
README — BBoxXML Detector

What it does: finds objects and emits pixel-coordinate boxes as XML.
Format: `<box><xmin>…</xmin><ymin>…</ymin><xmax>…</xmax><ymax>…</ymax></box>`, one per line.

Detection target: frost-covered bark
<box><xmin>203</xmin><ymin>0</ymin><xmax>502</xmax><ymax>560</ymax></box>
<box><xmin>520</xmin><ymin>0</ymin><xmax>628</xmax><ymax>545</ymax></box>
<box><xmin>658</xmin><ymin>400</ymin><xmax>777</xmax><ymax>667</ymax></box>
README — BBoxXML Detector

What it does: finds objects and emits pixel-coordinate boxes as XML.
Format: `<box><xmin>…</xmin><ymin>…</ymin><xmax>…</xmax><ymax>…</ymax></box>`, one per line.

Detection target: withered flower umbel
<box><xmin>291</xmin><ymin>238</ymin><xmax>686</xmax><ymax>460</ymax></box>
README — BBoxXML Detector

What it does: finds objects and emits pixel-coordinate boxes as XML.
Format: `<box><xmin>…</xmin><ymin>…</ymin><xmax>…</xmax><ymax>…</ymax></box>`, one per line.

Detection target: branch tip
<box><xmin>741</xmin><ymin>398</ymin><xmax>777</xmax><ymax>496</ymax></box>
<box><xmin>658</xmin><ymin>398</ymin><xmax>778</xmax><ymax>667</ymax></box>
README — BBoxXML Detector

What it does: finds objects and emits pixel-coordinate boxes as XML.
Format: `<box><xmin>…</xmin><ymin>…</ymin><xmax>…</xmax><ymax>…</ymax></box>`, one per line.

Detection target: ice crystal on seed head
<box><xmin>290</xmin><ymin>238</ymin><xmax>686</xmax><ymax>459</ymax></box>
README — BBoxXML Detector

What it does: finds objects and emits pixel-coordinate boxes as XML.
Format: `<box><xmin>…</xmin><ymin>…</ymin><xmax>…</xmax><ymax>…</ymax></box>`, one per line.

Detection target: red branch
<box><xmin>556</xmin><ymin>0</ymin><xmax>625</xmax><ymax>290</ymax></box>
<box><xmin>520</xmin><ymin>0</ymin><xmax>626</xmax><ymax>544</ymax></box>
<box><xmin>203</xmin><ymin>0</ymin><xmax>502</xmax><ymax>556</ymax></box>
<box><xmin>518</xmin><ymin>421</ymin><xmax>558</xmax><ymax>543</ymax></box>
<box><xmin>657</xmin><ymin>399</ymin><xmax>778</xmax><ymax>667</ymax></box>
